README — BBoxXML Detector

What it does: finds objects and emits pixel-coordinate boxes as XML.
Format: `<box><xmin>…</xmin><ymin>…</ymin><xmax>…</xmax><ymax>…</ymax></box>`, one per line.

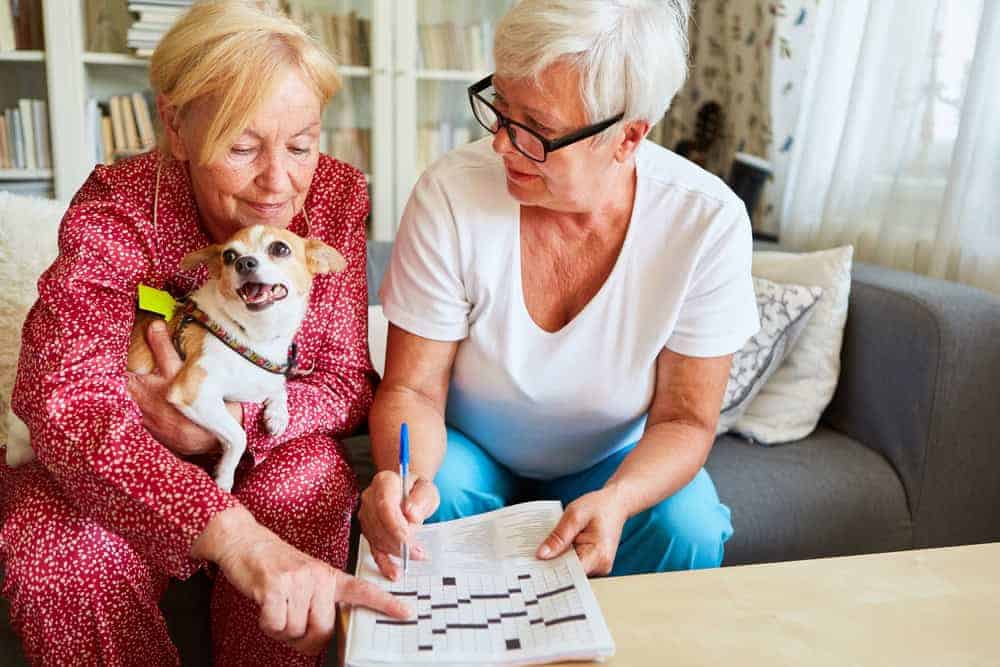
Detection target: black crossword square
<box><xmin>505</xmin><ymin>638</ymin><xmax>521</xmax><ymax>650</ymax></box>
<box><xmin>442</xmin><ymin>576</ymin><xmax>456</xmax><ymax>586</ymax></box>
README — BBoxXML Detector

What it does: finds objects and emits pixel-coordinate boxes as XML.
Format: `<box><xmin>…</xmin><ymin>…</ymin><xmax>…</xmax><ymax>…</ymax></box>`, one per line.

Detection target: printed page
<box><xmin>346</xmin><ymin>501</ymin><xmax>615</xmax><ymax>666</ymax></box>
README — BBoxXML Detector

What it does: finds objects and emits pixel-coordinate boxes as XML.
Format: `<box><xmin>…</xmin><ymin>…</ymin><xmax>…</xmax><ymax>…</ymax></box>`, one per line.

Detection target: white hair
<box><xmin>494</xmin><ymin>0</ymin><xmax>691</xmax><ymax>135</ymax></box>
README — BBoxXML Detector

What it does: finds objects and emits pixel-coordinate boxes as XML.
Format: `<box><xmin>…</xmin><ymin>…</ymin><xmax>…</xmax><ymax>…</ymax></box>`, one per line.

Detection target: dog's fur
<box><xmin>6</xmin><ymin>225</ymin><xmax>346</xmax><ymax>491</ymax></box>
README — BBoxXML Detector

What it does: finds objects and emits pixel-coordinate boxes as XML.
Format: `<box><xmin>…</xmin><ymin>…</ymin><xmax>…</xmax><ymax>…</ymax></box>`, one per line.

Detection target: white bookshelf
<box><xmin>0</xmin><ymin>168</ymin><xmax>52</xmax><ymax>180</ymax></box>
<box><xmin>0</xmin><ymin>50</ymin><xmax>44</xmax><ymax>62</ymax></box>
<box><xmin>3</xmin><ymin>0</ymin><xmax>512</xmax><ymax>239</ymax></box>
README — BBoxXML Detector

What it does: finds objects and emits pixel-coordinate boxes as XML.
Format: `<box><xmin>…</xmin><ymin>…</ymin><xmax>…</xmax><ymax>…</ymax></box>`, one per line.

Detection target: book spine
<box><xmin>109</xmin><ymin>96</ymin><xmax>126</xmax><ymax>155</ymax></box>
<box><xmin>0</xmin><ymin>115</ymin><xmax>9</xmax><ymax>169</ymax></box>
<box><xmin>32</xmin><ymin>99</ymin><xmax>49</xmax><ymax>169</ymax></box>
<box><xmin>11</xmin><ymin>108</ymin><xmax>25</xmax><ymax>170</ymax></box>
<box><xmin>131</xmin><ymin>92</ymin><xmax>155</xmax><ymax>148</ymax></box>
<box><xmin>17</xmin><ymin>99</ymin><xmax>36</xmax><ymax>170</ymax></box>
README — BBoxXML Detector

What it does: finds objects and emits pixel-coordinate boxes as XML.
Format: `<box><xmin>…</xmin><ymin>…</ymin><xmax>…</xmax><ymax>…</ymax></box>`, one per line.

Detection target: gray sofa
<box><xmin>3</xmin><ymin>243</ymin><xmax>999</xmax><ymax>665</ymax></box>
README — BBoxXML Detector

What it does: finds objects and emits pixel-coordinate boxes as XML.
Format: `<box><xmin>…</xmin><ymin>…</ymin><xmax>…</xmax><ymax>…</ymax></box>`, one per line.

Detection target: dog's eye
<box><xmin>222</xmin><ymin>249</ymin><xmax>239</xmax><ymax>265</ymax></box>
<box><xmin>268</xmin><ymin>241</ymin><xmax>291</xmax><ymax>258</ymax></box>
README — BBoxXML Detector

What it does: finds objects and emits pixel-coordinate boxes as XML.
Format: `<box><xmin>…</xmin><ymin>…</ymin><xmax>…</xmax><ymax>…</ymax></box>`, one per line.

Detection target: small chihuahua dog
<box><xmin>6</xmin><ymin>225</ymin><xmax>346</xmax><ymax>492</ymax></box>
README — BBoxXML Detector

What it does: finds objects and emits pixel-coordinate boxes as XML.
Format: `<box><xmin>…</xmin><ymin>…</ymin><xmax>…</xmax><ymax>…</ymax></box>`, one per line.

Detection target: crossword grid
<box><xmin>371</xmin><ymin>564</ymin><xmax>593</xmax><ymax>656</ymax></box>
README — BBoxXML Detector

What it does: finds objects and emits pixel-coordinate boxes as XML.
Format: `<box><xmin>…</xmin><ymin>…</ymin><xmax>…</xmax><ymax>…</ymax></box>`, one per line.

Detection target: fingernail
<box><xmin>538</xmin><ymin>545</ymin><xmax>551</xmax><ymax>558</ymax></box>
<box><xmin>152</xmin><ymin>320</ymin><xmax>166</xmax><ymax>333</ymax></box>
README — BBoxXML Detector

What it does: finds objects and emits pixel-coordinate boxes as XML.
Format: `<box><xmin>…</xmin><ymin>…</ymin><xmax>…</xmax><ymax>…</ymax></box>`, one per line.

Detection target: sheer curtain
<box><xmin>780</xmin><ymin>0</ymin><xmax>1000</xmax><ymax>294</ymax></box>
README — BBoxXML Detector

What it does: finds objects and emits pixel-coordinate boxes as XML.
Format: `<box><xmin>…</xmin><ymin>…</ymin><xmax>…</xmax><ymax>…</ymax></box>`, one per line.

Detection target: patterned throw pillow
<box><xmin>717</xmin><ymin>277</ymin><xmax>823</xmax><ymax>435</ymax></box>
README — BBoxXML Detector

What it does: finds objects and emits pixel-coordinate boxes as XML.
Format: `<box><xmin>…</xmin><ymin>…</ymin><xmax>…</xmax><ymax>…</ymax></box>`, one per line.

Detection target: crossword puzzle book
<box><xmin>345</xmin><ymin>501</ymin><xmax>616</xmax><ymax>665</ymax></box>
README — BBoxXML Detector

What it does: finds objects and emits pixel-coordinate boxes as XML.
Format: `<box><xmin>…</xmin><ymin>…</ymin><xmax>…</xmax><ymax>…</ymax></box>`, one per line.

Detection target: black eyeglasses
<box><xmin>468</xmin><ymin>74</ymin><xmax>625</xmax><ymax>163</ymax></box>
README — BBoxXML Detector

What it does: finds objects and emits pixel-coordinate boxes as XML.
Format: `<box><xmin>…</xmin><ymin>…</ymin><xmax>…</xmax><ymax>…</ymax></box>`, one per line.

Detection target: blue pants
<box><xmin>428</xmin><ymin>427</ymin><xmax>734</xmax><ymax>576</ymax></box>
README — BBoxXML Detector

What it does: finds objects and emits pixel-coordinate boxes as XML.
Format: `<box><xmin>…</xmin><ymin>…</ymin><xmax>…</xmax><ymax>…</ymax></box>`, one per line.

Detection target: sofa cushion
<box><xmin>707</xmin><ymin>427</ymin><xmax>912</xmax><ymax>565</ymax></box>
<box><xmin>736</xmin><ymin>246</ymin><xmax>854</xmax><ymax>444</ymax></box>
<box><xmin>718</xmin><ymin>276</ymin><xmax>822</xmax><ymax>435</ymax></box>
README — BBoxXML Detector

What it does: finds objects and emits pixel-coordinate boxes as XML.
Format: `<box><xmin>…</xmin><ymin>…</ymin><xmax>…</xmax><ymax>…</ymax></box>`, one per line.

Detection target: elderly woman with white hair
<box><xmin>360</xmin><ymin>0</ymin><xmax>759</xmax><ymax>580</ymax></box>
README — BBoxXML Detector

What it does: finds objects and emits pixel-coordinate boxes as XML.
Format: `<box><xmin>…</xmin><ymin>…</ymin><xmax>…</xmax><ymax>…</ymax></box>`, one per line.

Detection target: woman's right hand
<box><xmin>193</xmin><ymin>506</ymin><xmax>412</xmax><ymax>656</ymax></box>
<box><xmin>359</xmin><ymin>470</ymin><xmax>440</xmax><ymax>580</ymax></box>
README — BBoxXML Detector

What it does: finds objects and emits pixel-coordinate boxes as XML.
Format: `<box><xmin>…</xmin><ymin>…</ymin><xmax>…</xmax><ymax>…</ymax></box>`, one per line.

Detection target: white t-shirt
<box><xmin>381</xmin><ymin>138</ymin><xmax>759</xmax><ymax>480</ymax></box>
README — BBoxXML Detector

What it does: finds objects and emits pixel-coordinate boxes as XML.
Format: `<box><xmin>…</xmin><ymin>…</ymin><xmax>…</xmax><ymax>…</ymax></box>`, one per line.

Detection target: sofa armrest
<box><xmin>822</xmin><ymin>262</ymin><xmax>1000</xmax><ymax>549</ymax></box>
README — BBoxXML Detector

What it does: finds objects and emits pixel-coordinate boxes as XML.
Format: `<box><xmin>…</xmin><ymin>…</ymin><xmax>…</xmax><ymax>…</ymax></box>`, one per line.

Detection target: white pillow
<box><xmin>734</xmin><ymin>246</ymin><xmax>854</xmax><ymax>444</ymax></box>
<box><xmin>367</xmin><ymin>304</ymin><xmax>389</xmax><ymax>378</ymax></box>
<box><xmin>717</xmin><ymin>276</ymin><xmax>823</xmax><ymax>435</ymax></box>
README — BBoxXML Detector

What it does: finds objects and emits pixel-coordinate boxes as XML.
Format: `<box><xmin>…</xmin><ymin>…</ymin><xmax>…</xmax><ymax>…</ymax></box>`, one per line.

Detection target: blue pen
<box><xmin>399</xmin><ymin>423</ymin><xmax>410</xmax><ymax>576</ymax></box>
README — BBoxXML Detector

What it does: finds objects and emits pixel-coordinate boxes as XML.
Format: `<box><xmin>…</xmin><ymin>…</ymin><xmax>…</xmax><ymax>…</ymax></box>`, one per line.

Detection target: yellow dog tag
<box><xmin>138</xmin><ymin>284</ymin><xmax>177</xmax><ymax>320</ymax></box>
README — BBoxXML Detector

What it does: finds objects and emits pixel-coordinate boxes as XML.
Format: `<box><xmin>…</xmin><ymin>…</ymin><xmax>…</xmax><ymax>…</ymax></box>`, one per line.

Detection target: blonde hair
<box><xmin>150</xmin><ymin>0</ymin><xmax>341</xmax><ymax>164</ymax></box>
<box><xmin>494</xmin><ymin>0</ymin><xmax>690</xmax><ymax>138</ymax></box>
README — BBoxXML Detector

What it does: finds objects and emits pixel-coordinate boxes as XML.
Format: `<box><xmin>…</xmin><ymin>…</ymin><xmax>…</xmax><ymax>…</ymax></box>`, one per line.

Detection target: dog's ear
<box><xmin>305</xmin><ymin>239</ymin><xmax>347</xmax><ymax>275</ymax></box>
<box><xmin>180</xmin><ymin>244</ymin><xmax>222</xmax><ymax>277</ymax></box>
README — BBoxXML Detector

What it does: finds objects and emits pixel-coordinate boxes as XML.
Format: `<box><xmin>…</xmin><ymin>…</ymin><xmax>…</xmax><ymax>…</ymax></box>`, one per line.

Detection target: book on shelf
<box><xmin>319</xmin><ymin>127</ymin><xmax>371</xmax><ymax>175</ymax></box>
<box><xmin>16</xmin><ymin>99</ymin><xmax>35</xmax><ymax>170</ymax></box>
<box><xmin>90</xmin><ymin>91</ymin><xmax>157</xmax><ymax>165</ymax></box>
<box><xmin>9</xmin><ymin>0</ymin><xmax>44</xmax><ymax>50</ymax></box>
<box><xmin>0</xmin><ymin>99</ymin><xmax>50</xmax><ymax>171</ymax></box>
<box><xmin>85</xmin><ymin>0</ymin><xmax>133</xmax><ymax>53</ymax></box>
<box><xmin>0</xmin><ymin>1</ymin><xmax>16</xmax><ymax>51</ymax></box>
<box><xmin>0</xmin><ymin>115</ymin><xmax>9</xmax><ymax>169</ymax></box>
<box><xmin>32</xmin><ymin>100</ymin><xmax>50</xmax><ymax>169</ymax></box>
<box><xmin>126</xmin><ymin>0</ymin><xmax>192</xmax><ymax>55</ymax></box>
<box><xmin>120</xmin><ymin>95</ymin><xmax>141</xmax><ymax>150</ymax></box>
<box><xmin>417</xmin><ymin>19</ymin><xmax>494</xmax><ymax>71</ymax></box>
<box><xmin>285</xmin><ymin>3</ymin><xmax>371</xmax><ymax>67</ymax></box>
<box><xmin>417</xmin><ymin>122</ymin><xmax>479</xmax><ymax>172</ymax></box>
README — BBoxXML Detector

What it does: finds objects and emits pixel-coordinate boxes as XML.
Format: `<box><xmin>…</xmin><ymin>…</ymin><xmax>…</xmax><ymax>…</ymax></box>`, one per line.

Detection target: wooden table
<box><xmin>337</xmin><ymin>543</ymin><xmax>1000</xmax><ymax>666</ymax></box>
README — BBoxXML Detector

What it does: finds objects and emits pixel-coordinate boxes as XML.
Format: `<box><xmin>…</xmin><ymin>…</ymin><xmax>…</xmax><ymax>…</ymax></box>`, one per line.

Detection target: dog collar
<box><xmin>172</xmin><ymin>299</ymin><xmax>307</xmax><ymax>378</ymax></box>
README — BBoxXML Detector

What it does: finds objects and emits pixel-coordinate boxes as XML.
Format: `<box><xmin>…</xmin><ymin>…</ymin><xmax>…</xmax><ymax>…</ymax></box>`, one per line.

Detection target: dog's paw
<box><xmin>264</xmin><ymin>399</ymin><xmax>290</xmax><ymax>436</ymax></box>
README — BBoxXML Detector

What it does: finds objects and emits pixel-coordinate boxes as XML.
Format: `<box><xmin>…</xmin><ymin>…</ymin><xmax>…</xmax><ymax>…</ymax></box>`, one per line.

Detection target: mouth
<box><xmin>246</xmin><ymin>200</ymin><xmax>288</xmax><ymax>217</ymax></box>
<box><xmin>237</xmin><ymin>282</ymin><xmax>289</xmax><ymax>311</ymax></box>
<box><xmin>504</xmin><ymin>163</ymin><xmax>539</xmax><ymax>183</ymax></box>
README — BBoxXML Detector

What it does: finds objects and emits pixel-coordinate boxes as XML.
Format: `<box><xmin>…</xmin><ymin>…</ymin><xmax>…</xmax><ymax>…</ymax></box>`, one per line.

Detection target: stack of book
<box><xmin>285</xmin><ymin>4</ymin><xmax>371</xmax><ymax>67</ymax></box>
<box><xmin>0</xmin><ymin>99</ymin><xmax>51</xmax><ymax>171</ymax></box>
<box><xmin>126</xmin><ymin>0</ymin><xmax>192</xmax><ymax>57</ymax></box>
<box><xmin>0</xmin><ymin>0</ymin><xmax>45</xmax><ymax>51</ymax></box>
<box><xmin>86</xmin><ymin>91</ymin><xmax>157</xmax><ymax>165</ymax></box>
<box><xmin>418</xmin><ymin>19</ymin><xmax>494</xmax><ymax>71</ymax></box>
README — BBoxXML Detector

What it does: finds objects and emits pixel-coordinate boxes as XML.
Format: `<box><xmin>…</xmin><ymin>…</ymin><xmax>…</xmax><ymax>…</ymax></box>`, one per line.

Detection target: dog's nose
<box><xmin>235</xmin><ymin>256</ymin><xmax>259</xmax><ymax>275</ymax></box>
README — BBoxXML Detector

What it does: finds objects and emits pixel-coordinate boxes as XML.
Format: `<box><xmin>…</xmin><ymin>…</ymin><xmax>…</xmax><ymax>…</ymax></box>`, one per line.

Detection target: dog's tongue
<box><xmin>246</xmin><ymin>283</ymin><xmax>266</xmax><ymax>300</ymax></box>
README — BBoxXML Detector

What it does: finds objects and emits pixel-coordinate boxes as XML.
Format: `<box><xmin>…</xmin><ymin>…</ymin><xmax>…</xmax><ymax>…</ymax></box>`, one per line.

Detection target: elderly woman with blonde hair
<box><xmin>361</xmin><ymin>0</ymin><xmax>759</xmax><ymax>580</ymax></box>
<box><xmin>0</xmin><ymin>2</ymin><xmax>408</xmax><ymax>665</ymax></box>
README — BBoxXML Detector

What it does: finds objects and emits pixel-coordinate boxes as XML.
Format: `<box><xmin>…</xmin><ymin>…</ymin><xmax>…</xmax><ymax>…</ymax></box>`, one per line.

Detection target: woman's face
<box><xmin>166</xmin><ymin>68</ymin><xmax>323</xmax><ymax>242</ymax></box>
<box><xmin>491</xmin><ymin>63</ymin><xmax>631</xmax><ymax>213</ymax></box>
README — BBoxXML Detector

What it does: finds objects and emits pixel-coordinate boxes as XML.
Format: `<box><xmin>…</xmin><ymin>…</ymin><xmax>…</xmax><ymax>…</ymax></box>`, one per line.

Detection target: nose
<box><xmin>235</xmin><ymin>255</ymin><xmax>259</xmax><ymax>275</ymax></box>
<box><xmin>491</xmin><ymin>122</ymin><xmax>516</xmax><ymax>156</ymax></box>
<box><xmin>255</xmin><ymin>149</ymin><xmax>292</xmax><ymax>193</ymax></box>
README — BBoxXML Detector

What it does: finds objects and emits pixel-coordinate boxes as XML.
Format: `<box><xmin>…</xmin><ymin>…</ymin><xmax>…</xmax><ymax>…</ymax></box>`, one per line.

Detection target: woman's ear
<box><xmin>157</xmin><ymin>94</ymin><xmax>189</xmax><ymax>162</ymax></box>
<box><xmin>180</xmin><ymin>244</ymin><xmax>222</xmax><ymax>277</ymax></box>
<box><xmin>305</xmin><ymin>239</ymin><xmax>347</xmax><ymax>275</ymax></box>
<box><xmin>615</xmin><ymin>119</ymin><xmax>651</xmax><ymax>163</ymax></box>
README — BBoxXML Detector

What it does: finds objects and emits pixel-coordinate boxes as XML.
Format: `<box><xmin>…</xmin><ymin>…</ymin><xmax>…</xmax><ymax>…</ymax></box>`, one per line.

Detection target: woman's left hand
<box><xmin>126</xmin><ymin>319</ymin><xmax>236</xmax><ymax>457</ymax></box>
<box><xmin>536</xmin><ymin>486</ymin><xmax>630</xmax><ymax>576</ymax></box>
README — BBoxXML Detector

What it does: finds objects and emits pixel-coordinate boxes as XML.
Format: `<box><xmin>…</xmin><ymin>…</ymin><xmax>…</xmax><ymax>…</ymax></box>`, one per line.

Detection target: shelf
<box><xmin>0</xmin><ymin>50</ymin><xmax>44</xmax><ymax>62</ymax></box>
<box><xmin>0</xmin><ymin>169</ymin><xmax>53</xmax><ymax>180</ymax></box>
<box><xmin>417</xmin><ymin>68</ymin><xmax>487</xmax><ymax>82</ymax></box>
<box><xmin>83</xmin><ymin>52</ymin><xmax>149</xmax><ymax>66</ymax></box>
<box><xmin>340</xmin><ymin>65</ymin><xmax>372</xmax><ymax>78</ymax></box>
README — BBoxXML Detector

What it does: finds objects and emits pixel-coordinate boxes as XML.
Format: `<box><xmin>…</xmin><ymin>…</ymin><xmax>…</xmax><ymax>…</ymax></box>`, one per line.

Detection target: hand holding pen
<box><xmin>358</xmin><ymin>421</ymin><xmax>442</xmax><ymax>581</ymax></box>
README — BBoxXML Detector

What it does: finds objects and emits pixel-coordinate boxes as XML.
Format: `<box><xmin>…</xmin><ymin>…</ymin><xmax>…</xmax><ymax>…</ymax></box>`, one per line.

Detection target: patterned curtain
<box><xmin>651</xmin><ymin>1</ymin><xmax>822</xmax><ymax>237</ymax></box>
